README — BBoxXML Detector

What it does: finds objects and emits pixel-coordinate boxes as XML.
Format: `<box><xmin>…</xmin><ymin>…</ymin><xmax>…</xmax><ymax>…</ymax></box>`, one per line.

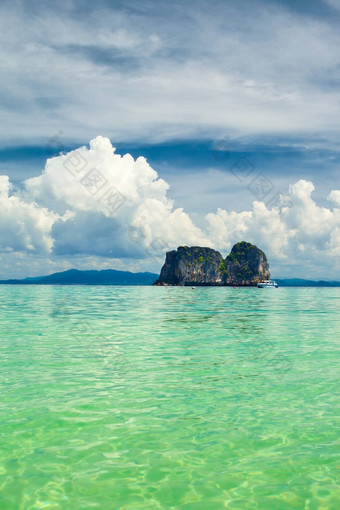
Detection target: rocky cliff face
<box><xmin>154</xmin><ymin>246</ymin><xmax>224</xmax><ymax>286</ymax></box>
<box><xmin>153</xmin><ymin>241</ymin><xmax>270</xmax><ymax>286</ymax></box>
<box><xmin>224</xmin><ymin>242</ymin><xmax>270</xmax><ymax>285</ymax></box>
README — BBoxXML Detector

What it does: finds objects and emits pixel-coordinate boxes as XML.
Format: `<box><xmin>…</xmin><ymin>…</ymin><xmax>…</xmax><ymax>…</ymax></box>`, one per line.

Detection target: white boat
<box><xmin>257</xmin><ymin>279</ymin><xmax>278</xmax><ymax>288</ymax></box>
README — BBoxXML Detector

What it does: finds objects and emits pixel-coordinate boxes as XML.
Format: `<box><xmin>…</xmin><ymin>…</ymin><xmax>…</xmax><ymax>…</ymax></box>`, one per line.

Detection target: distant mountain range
<box><xmin>275</xmin><ymin>278</ymin><xmax>340</xmax><ymax>287</ymax></box>
<box><xmin>0</xmin><ymin>270</ymin><xmax>339</xmax><ymax>286</ymax></box>
<box><xmin>0</xmin><ymin>269</ymin><xmax>159</xmax><ymax>285</ymax></box>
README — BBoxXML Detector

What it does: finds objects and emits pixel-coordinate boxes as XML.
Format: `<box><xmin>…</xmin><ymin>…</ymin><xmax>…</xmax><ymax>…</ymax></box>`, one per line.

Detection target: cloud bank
<box><xmin>1</xmin><ymin>0</ymin><xmax>340</xmax><ymax>148</ymax></box>
<box><xmin>1</xmin><ymin>136</ymin><xmax>339</xmax><ymax>279</ymax></box>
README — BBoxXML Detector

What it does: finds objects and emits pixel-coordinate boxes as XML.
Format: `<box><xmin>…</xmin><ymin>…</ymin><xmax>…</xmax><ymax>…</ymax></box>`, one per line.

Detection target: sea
<box><xmin>0</xmin><ymin>285</ymin><xmax>339</xmax><ymax>509</ymax></box>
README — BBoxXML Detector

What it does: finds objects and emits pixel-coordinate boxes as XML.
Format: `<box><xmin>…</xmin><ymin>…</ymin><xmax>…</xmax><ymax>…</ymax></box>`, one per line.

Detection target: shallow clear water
<box><xmin>0</xmin><ymin>285</ymin><xmax>339</xmax><ymax>509</ymax></box>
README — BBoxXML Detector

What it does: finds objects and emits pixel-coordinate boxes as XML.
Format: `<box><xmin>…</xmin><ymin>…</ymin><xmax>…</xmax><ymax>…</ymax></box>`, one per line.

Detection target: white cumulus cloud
<box><xmin>206</xmin><ymin>179</ymin><xmax>340</xmax><ymax>277</ymax></box>
<box><xmin>328</xmin><ymin>189</ymin><xmax>340</xmax><ymax>206</ymax></box>
<box><xmin>24</xmin><ymin>136</ymin><xmax>210</xmax><ymax>259</ymax></box>
<box><xmin>0</xmin><ymin>175</ymin><xmax>59</xmax><ymax>254</ymax></box>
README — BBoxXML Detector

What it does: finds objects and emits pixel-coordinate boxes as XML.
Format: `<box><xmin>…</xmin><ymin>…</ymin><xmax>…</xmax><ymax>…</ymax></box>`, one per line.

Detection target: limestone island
<box><xmin>153</xmin><ymin>241</ymin><xmax>270</xmax><ymax>286</ymax></box>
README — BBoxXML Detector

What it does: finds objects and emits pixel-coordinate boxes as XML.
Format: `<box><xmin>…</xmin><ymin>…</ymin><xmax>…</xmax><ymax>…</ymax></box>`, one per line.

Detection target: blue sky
<box><xmin>1</xmin><ymin>0</ymin><xmax>340</xmax><ymax>279</ymax></box>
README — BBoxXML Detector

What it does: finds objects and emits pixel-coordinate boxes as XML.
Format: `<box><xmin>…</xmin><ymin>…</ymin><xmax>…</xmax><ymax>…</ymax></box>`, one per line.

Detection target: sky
<box><xmin>1</xmin><ymin>0</ymin><xmax>340</xmax><ymax>279</ymax></box>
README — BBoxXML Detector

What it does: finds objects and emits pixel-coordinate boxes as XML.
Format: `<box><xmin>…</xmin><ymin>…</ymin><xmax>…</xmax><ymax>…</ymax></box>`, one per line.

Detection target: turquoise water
<box><xmin>0</xmin><ymin>286</ymin><xmax>339</xmax><ymax>509</ymax></box>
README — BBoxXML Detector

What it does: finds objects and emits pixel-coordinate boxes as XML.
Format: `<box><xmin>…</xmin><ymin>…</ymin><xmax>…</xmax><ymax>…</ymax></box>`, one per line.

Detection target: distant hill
<box><xmin>275</xmin><ymin>278</ymin><xmax>340</xmax><ymax>287</ymax></box>
<box><xmin>0</xmin><ymin>269</ymin><xmax>159</xmax><ymax>286</ymax></box>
